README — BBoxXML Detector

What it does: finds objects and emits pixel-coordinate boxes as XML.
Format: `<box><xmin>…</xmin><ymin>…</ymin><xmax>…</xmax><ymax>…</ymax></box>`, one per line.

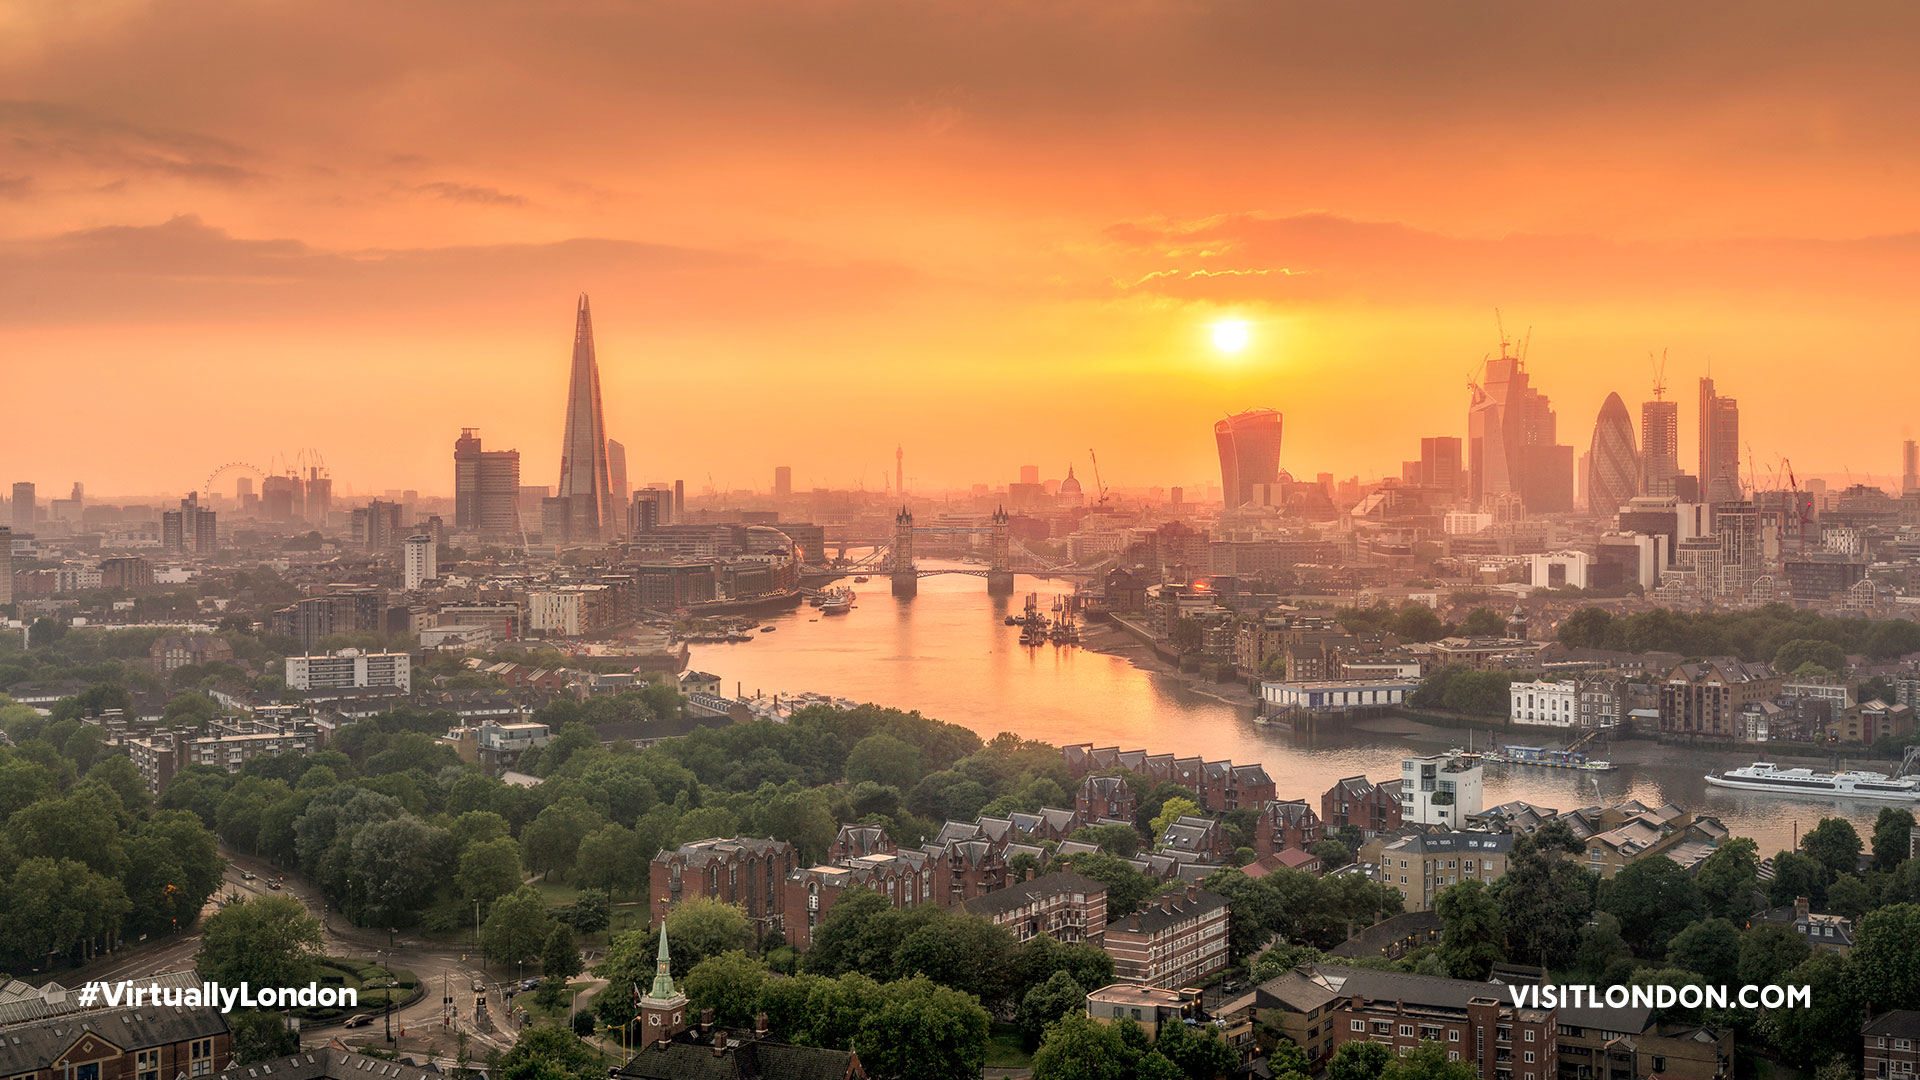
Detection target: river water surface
<box><xmin>689</xmin><ymin>565</ymin><xmax>1892</xmax><ymax>857</ymax></box>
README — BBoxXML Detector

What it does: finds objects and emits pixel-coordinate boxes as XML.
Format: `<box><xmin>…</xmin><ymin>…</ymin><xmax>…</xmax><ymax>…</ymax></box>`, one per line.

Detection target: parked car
<box><xmin>518</xmin><ymin>978</ymin><xmax>542</xmax><ymax>992</ymax></box>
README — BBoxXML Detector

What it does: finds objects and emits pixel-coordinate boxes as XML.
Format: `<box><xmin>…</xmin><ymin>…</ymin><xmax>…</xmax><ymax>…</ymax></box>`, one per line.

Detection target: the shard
<box><xmin>556</xmin><ymin>293</ymin><xmax>614</xmax><ymax>542</ymax></box>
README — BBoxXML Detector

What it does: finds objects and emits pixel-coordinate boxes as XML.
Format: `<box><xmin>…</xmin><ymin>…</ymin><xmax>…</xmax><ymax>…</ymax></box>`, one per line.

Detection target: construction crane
<box><xmin>1087</xmin><ymin>448</ymin><xmax>1111</xmax><ymax>507</ymax></box>
<box><xmin>1649</xmin><ymin>349</ymin><xmax>1667</xmax><ymax>400</ymax></box>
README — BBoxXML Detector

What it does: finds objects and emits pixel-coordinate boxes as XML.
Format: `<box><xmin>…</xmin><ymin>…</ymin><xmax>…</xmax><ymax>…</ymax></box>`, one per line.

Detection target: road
<box><xmin>63</xmin><ymin>845</ymin><xmax>536</xmax><ymax>1058</ymax></box>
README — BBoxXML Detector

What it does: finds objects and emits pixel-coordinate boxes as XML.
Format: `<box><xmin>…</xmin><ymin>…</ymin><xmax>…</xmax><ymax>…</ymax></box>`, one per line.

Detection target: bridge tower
<box><xmin>890</xmin><ymin>506</ymin><xmax>917</xmax><ymax>598</ymax></box>
<box><xmin>987</xmin><ymin>505</ymin><xmax>1014</xmax><ymax>595</ymax></box>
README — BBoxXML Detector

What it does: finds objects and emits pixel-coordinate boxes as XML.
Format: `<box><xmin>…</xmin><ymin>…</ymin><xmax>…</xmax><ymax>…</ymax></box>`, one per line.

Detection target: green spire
<box><xmin>648</xmin><ymin>920</ymin><xmax>678</xmax><ymax>999</ymax></box>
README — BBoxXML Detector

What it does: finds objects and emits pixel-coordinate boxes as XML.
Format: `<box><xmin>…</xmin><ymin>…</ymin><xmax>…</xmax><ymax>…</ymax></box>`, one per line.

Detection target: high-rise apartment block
<box><xmin>1639</xmin><ymin>398</ymin><xmax>1680</xmax><ymax>495</ymax></box>
<box><xmin>773</xmin><ymin>465</ymin><xmax>792</xmax><ymax>498</ymax></box>
<box><xmin>403</xmin><ymin>534</ymin><xmax>436</xmax><ymax>590</ymax></box>
<box><xmin>453</xmin><ymin>428</ymin><xmax>523</xmax><ymax>537</ymax></box>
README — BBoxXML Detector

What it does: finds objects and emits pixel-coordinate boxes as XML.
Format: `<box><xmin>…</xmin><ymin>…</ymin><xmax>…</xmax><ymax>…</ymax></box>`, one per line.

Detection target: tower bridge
<box><xmin>812</xmin><ymin>507</ymin><xmax>1098</xmax><ymax>596</ymax></box>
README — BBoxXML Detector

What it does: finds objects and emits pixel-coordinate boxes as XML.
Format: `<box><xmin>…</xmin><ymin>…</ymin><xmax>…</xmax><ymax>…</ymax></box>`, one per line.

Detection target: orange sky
<box><xmin>5</xmin><ymin>0</ymin><xmax>1920</xmax><ymax>499</ymax></box>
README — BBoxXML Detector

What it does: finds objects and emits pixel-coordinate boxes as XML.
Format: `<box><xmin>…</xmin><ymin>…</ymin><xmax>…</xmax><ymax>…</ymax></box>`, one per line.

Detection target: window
<box><xmin>1524</xmin><ymin>1051</ymin><xmax>1535</xmax><ymax>1063</ymax></box>
<box><xmin>1400</xmin><ymin>1025</ymin><xmax>1415</xmax><ymax>1037</ymax></box>
<box><xmin>1524</xmin><ymin>1030</ymin><xmax>1535</xmax><ymax>1042</ymax></box>
<box><xmin>190</xmin><ymin>1039</ymin><xmax>214</xmax><ymax>1078</ymax></box>
<box><xmin>1351</xmin><ymin>1020</ymin><xmax>1365</xmax><ymax>1032</ymax></box>
<box><xmin>1449</xmin><ymin>1030</ymin><xmax>1460</xmax><ymax>1042</ymax></box>
<box><xmin>138</xmin><ymin>1050</ymin><xmax>161</xmax><ymax>1080</ymax></box>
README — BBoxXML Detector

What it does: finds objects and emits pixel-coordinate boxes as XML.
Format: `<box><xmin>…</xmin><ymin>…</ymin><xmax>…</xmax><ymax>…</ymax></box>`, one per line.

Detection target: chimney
<box><xmin>711</xmin><ymin>1028</ymin><xmax>727</xmax><ymax>1057</ymax></box>
<box><xmin>754</xmin><ymin>1012</ymin><xmax>769</xmax><ymax>1039</ymax></box>
<box><xmin>1795</xmin><ymin>896</ymin><xmax>1811</xmax><ymax>921</ymax></box>
<box><xmin>700</xmin><ymin>1007</ymin><xmax>714</xmax><ymax>1036</ymax></box>
<box><xmin>1161</xmin><ymin>892</ymin><xmax>1175</xmax><ymax>912</ymax></box>
<box><xmin>1186</xmin><ymin>883</ymin><xmax>1199</xmax><ymax>902</ymax></box>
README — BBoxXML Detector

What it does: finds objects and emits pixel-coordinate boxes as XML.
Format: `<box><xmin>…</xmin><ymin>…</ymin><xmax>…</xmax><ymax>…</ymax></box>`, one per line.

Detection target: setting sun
<box><xmin>1212</xmin><ymin>320</ymin><xmax>1251</xmax><ymax>353</ymax></box>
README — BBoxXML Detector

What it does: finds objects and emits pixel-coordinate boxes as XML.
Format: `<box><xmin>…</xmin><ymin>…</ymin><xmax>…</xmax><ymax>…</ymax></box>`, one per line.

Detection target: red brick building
<box><xmin>1075</xmin><ymin>773</ymin><xmax>1136</xmax><ymax>825</ymax></box>
<box><xmin>1314</xmin><ymin>965</ymin><xmax>1557</xmax><ymax>1080</ymax></box>
<box><xmin>828</xmin><ymin>824</ymin><xmax>895</xmax><ymax>862</ymax></box>
<box><xmin>1864</xmin><ymin>1010</ymin><xmax>1920</xmax><ymax>1080</ymax></box>
<box><xmin>959</xmin><ymin>870</ymin><xmax>1108</xmax><ymax>945</ymax></box>
<box><xmin>649</xmin><ymin>837</ymin><xmax>799</xmax><ymax>936</ymax></box>
<box><xmin>1103</xmin><ymin>885</ymin><xmax>1230</xmax><ymax>989</ymax></box>
<box><xmin>1322</xmin><ymin>775</ymin><xmax>1403</xmax><ymax>834</ymax></box>
<box><xmin>0</xmin><ymin>983</ymin><xmax>231</xmax><ymax>1080</ymax></box>
<box><xmin>1199</xmin><ymin>761</ymin><xmax>1276</xmax><ymax>812</ymax></box>
<box><xmin>1255</xmin><ymin>798</ymin><xmax>1323</xmax><ymax>854</ymax></box>
<box><xmin>783</xmin><ymin>852</ymin><xmax>938</xmax><ymax>948</ymax></box>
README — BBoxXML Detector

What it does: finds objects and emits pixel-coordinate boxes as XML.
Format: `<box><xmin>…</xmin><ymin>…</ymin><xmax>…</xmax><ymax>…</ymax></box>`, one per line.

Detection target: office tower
<box><xmin>11</xmin><ymin>483</ymin><xmax>33</xmax><ymax>533</ymax></box>
<box><xmin>1019</xmin><ymin>465</ymin><xmax>1040</xmax><ymax>486</ymax></box>
<box><xmin>1468</xmin><ymin>350</ymin><xmax>1572</xmax><ymax>512</ymax></box>
<box><xmin>673</xmin><ymin>479</ymin><xmax>684</xmax><ymax>522</ymax></box>
<box><xmin>608</xmin><ymin>439</ymin><xmax>630</xmax><ymax>535</ymax></box>
<box><xmin>1904</xmin><ymin>440</ymin><xmax>1918</xmax><ymax>494</ymax></box>
<box><xmin>1698</xmin><ymin>377</ymin><xmax>1741</xmax><ymax>502</ymax></box>
<box><xmin>556</xmin><ymin>293</ymin><xmax>615</xmax><ymax>542</ymax></box>
<box><xmin>1639</xmin><ymin>399</ymin><xmax>1680</xmax><ymax>496</ymax></box>
<box><xmin>236</xmin><ymin>476</ymin><xmax>254</xmax><ymax>501</ymax></box>
<box><xmin>403</xmin><ymin>534</ymin><xmax>436</xmax><ymax>590</ymax></box>
<box><xmin>455</xmin><ymin>429</ymin><xmax>524</xmax><ymax>538</ymax></box>
<box><xmin>0</xmin><ymin>526</ymin><xmax>10</xmax><ymax>605</ymax></box>
<box><xmin>1420</xmin><ymin>436</ymin><xmax>1463</xmax><ymax>493</ymax></box>
<box><xmin>1213</xmin><ymin>408</ymin><xmax>1284</xmax><ymax>508</ymax></box>
<box><xmin>630</xmin><ymin>489</ymin><xmax>667</xmax><ymax>533</ymax></box>
<box><xmin>774</xmin><ymin>466</ymin><xmax>792</xmax><ymax>499</ymax></box>
<box><xmin>162</xmin><ymin>510</ymin><xmax>185</xmax><ymax>552</ymax></box>
<box><xmin>541</xmin><ymin>496</ymin><xmax>572</xmax><ymax>543</ymax></box>
<box><xmin>1587</xmin><ymin>392</ymin><xmax>1640</xmax><ymax>520</ymax></box>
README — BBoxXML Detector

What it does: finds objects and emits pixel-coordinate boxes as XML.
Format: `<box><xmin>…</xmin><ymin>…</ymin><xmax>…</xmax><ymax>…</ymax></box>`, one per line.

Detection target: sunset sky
<box><xmin>5</xmin><ymin>0</ymin><xmax>1920</xmax><ymax>499</ymax></box>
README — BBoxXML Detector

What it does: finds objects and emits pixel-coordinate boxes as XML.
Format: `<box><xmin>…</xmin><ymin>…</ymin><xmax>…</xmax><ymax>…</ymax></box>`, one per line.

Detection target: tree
<box><xmin>1570</xmin><ymin>913</ymin><xmax>1632</xmax><ymax>983</ymax></box>
<box><xmin>1492</xmin><ymin>822</ymin><xmax>1594</xmax><ymax>968</ymax></box>
<box><xmin>1774</xmin><ymin>638</ymin><xmax>1848</xmax><ymax>677</ymax></box>
<box><xmin>1150</xmin><ymin>797</ymin><xmax>1202</xmax><ymax>842</ymax></box>
<box><xmin>665</xmin><ymin>895</ymin><xmax>753</xmax><ymax>976</ymax></box>
<box><xmin>1017</xmin><ymin>970</ymin><xmax>1088</xmax><ymax>1050</ymax></box>
<box><xmin>1557</xmin><ymin>607</ymin><xmax>1617</xmax><ymax>650</ymax></box>
<box><xmin>1873</xmin><ymin>808</ymin><xmax>1916</xmax><ymax>871</ymax></box>
<box><xmin>1392</xmin><ymin>604</ymin><xmax>1446</xmax><ymax>643</ymax></box>
<box><xmin>1441</xmin><ymin>670</ymin><xmax>1513</xmax><ymax>715</ymax></box>
<box><xmin>846</xmin><ymin>734</ymin><xmax>926</xmax><ymax>789</ymax></box>
<box><xmin>1073</xmin><ymin>822</ymin><xmax>1142</xmax><ymax>859</ymax></box>
<box><xmin>1737</xmin><ymin>923</ymin><xmax>1811</xmax><ymax>987</ymax></box>
<box><xmin>1760</xmin><ymin>952</ymin><xmax>1861</xmax><ymax>1067</ymax></box>
<box><xmin>197</xmin><ymin>895</ymin><xmax>323</xmax><ymax>987</ymax></box>
<box><xmin>482</xmin><ymin>886</ymin><xmax>554</xmax><ymax>968</ymax></box>
<box><xmin>1850</xmin><ymin>903</ymin><xmax>1920</xmax><ymax>1011</ymax></box>
<box><xmin>1459</xmin><ymin>608</ymin><xmax>1507</xmax><ymax>637</ymax></box>
<box><xmin>1436</xmin><ymin>879</ymin><xmax>1504</xmax><ymax>980</ymax></box>
<box><xmin>1151</xmin><ymin>1018</ymin><xmax>1235</xmax><ymax>1080</ymax></box>
<box><xmin>539</xmin><ymin>924</ymin><xmax>582</xmax><ymax>1002</ymax></box>
<box><xmin>459</xmin><ymin>836</ymin><xmax>526</xmax><ymax>907</ymax></box>
<box><xmin>495</xmin><ymin>1025</ymin><xmax>600</xmax><ymax>1080</ymax></box>
<box><xmin>852</xmin><ymin>977</ymin><xmax>991</xmax><ymax>1080</ymax></box>
<box><xmin>1327</xmin><ymin>1039</ymin><xmax>1393</xmax><ymax>1080</ymax></box>
<box><xmin>519</xmin><ymin>798</ymin><xmax>606</xmax><ymax>880</ymax></box>
<box><xmin>1768</xmin><ymin>850</ymin><xmax>1829</xmax><ymax>907</ymax></box>
<box><xmin>349</xmin><ymin>814</ymin><xmax>455</xmax><ymax>927</ymax></box>
<box><xmin>572</xmin><ymin>823</ymin><xmax>643</xmax><ymax>895</ymax></box>
<box><xmin>894</xmin><ymin>913</ymin><xmax>1018</xmax><ymax>1008</ymax></box>
<box><xmin>1059</xmin><ymin>853</ymin><xmax>1160</xmax><ymax>922</ymax></box>
<box><xmin>683</xmin><ymin>950</ymin><xmax>768</xmax><ymax>1026</ymax></box>
<box><xmin>1695</xmin><ymin>837</ymin><xmax>1761</xmax><ymax>920</ymax></box>
<box><xmin>1829</xmin><ymin>874</ymin><xmax>1873</xmax><ymax>920</ymax></box>
<box><xmin>1802</xmin><ymin>818</ymin><xmax>1864</xmax><ymax>881</ymax></box>
<box><xmin>1665</xmin><ymin>918</ymin><xmax>1741</xmax><ymax>986</ymax></box>
<box><xmin>1031</xmin><ymin>1014</ymin><xmax>1140</xmax><ymax>1080</ymax></box>
<box><xmin>1382</xmin><ymin>1040</ymin><xmax>1480</xmax><ymax>1080</ymax></box>
<box><xmin>560</xmin><ymin>892</ymin><xmax>611</xmax><ymax>937</ymax></box>
<box><xmin>228</xmin><ymin>1011</ymin><xmax>300</xmax><ymax>1064</ymax></box>
<box><xmin>805</xmin><ymin>887</ymin><xmax>899</xmax><ymax>978</ymax></box>
<box><xmin>1599</xmin><ymin>857</ymin><xmax>1705</xmax><ymax>957</ymax></box>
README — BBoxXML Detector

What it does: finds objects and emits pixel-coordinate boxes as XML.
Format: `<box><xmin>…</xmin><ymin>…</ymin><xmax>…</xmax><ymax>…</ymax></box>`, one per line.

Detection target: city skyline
<box><xmin>7</xmin><ymin>2</ymin><xmax>1920</xmax><ymax>494</ymax></box>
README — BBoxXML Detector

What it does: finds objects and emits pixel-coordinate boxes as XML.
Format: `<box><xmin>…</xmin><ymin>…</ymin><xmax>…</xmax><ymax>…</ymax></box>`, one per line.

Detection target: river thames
<box><xmin>689</xmin><ymin>565</ymin><xmax>1892</xmax><ymax>856</ymax></box>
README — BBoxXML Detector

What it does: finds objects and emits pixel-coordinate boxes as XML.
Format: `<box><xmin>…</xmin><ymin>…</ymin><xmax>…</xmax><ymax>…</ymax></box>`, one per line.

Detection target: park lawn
<box><xmin>515</xmin><ymin>981</ymin><xmax>597</xmax><ymax>1023</ymax></box>
<box><xmin>984</xmin><ymin>1022</ymin><xmax>1031</xmax><ymax>1069</ymax></box>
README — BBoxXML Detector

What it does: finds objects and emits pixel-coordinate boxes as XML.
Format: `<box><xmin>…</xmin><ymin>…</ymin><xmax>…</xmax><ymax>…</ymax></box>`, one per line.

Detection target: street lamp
<box><xmin>474</xmin><ymin>900</ymin><xmax>483</xmax><ymax>966</ymax></box>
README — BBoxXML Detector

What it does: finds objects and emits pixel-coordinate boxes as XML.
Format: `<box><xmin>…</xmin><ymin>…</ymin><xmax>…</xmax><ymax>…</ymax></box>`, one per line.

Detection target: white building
<box><xmin>403</xmin><ymin>534</ymin><xmax>437</xmax><ymax>591</ymax></box>
<box><xmin>526</xmin><ymin>585</ymin><xmax>612</xmax><ymax>637</ymax></box>
<box><xmin>285</xmin><ymin>648</ymin><xmax>411</xmax><ymax>692</ymax></box>
<box><xmin>1262</xmin><ymin>678</ymin><xmax>1419</xmax><ymax>711</ymax></box>
<box><xmin>1400</xmin><ymin>751</ymin><xmax>1484</xmax><ymax>828</ymax></box>
<box><xmin>1527</xmin><ymin>550</ymin><xmax>1593</xmax><ymax>590</ymax></box>
<box><xmin>1509</xmin><ymin>679</ymin><xmax>1580</xmax><ymax>726</ymax></box>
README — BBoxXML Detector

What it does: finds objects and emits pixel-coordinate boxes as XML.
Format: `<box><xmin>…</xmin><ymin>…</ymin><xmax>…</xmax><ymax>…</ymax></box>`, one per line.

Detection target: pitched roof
<box><xmin>0</xmin><ymin>996</ymin><xmax>230</xmax><ymax>1076</ymax></box>
<box><xmin>961</xmin><ymin>872</ymin><xmax>1107</xmax><ymax>918</ymax></box>
<box><xmin>1863</xmin><ymin>1010</ymin><xmax>1920</xmax><ymax>1038</ymax></box>
<box><xmin>619</xmin><ymin>1033</ymin><xmax>864</xmax><ymax>1080</ymax></box>
<box><xmin>209</xmin><ymin>1051</ymin><xmax>446</xmax><ymax>1080</ymax></box>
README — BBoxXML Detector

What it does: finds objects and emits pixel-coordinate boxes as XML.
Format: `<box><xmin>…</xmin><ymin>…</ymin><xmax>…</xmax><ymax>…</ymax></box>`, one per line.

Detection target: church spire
<box><xmin>648</xmin><ymin>920</ymin><xmax>677</xmax><ymax>1000</ymax></box>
